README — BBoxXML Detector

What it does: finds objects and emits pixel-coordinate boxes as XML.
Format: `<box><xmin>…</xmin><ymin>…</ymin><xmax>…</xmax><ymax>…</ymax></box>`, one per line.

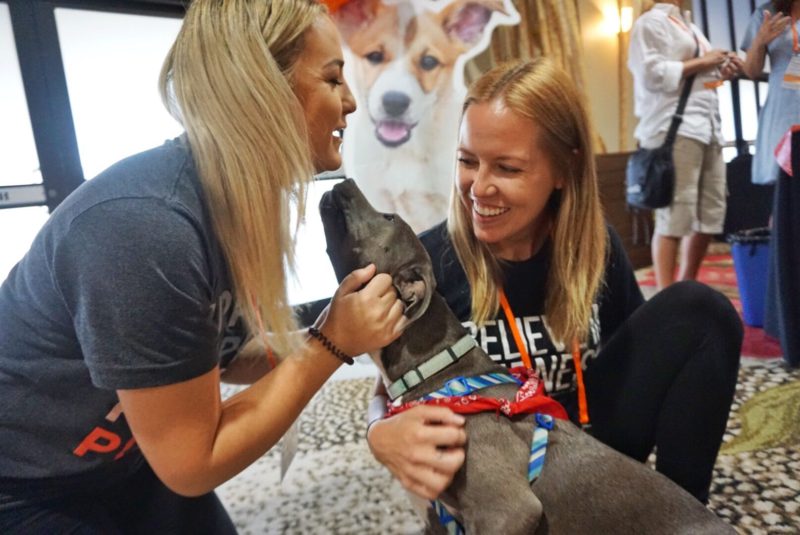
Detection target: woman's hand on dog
<box><xmin>320</xmin><ymin>264</ymin><xmax>406</xmax><ymax>356</ymax></box>
<box><xmin>367</xmin><ymin>405</ymin><xmax>467</xmax><ymax>500</ymax></box>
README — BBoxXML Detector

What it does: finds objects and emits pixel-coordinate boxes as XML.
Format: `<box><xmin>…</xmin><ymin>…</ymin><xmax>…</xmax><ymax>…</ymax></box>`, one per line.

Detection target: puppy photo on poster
<box><xmin>330</xmin><ymin>0</ymin><xmax>519</xmax><ymax>233</ymax></box>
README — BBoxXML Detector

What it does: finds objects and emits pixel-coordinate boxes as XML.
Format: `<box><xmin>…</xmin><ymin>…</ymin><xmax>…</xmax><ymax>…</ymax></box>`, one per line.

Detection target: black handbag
<box><xmin>626</xmin><ymin>40</ymin><xmax>699</xmax><ymax>210</ymax></box>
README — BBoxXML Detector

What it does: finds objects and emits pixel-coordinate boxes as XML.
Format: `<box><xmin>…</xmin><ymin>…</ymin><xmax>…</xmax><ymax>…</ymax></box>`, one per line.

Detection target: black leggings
<box><xmin>0</xmin><ymin>463</ymin><xmax>237</xmax><ymax>534</ymax></box>
<box><xmin>584</xmin><ymin>280</ymin><xmax>743</xmax><ymax>503</ymax></box>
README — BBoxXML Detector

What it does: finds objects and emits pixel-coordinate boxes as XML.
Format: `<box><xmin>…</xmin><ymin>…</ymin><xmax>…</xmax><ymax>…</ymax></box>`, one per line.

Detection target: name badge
<box><xmin>783</xmin><ymin>55</ymin><xmax>800</xmax><ymax>90</ymax></box>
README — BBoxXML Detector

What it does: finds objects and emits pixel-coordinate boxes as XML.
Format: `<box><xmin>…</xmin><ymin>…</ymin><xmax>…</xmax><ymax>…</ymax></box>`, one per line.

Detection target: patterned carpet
<box><xmin>711</xmin><ymin>360</ymin><xmax>800</xmax><ymax>533</ymax></box>
<box><xmin>218</xmin><ymin>379</ymin><xmax>423</xmax><ymax>534</ymax></box>
<box><xmin>217</xmin><ymin>358</ymin><xmax>800</xmax><ymax>534</ymax></box>
<box><xmin>216</xmin><ymin>248</ymin><xmax>800</xmax><ymax>533</ymax></box>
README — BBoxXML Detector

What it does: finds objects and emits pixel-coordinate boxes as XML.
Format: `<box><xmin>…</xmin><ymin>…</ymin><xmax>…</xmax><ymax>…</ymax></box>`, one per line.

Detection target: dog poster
<box><xmin>330</xmin><ymin>0</ymin><xmax>520</xmax><ymax>233</ymax></box>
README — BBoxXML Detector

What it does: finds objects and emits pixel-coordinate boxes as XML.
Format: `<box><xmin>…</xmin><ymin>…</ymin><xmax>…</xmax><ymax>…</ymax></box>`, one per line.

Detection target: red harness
<box><xmin>386</xmin><ymin>367</ymin><xmax>568</xmax><ymax>421</ymax></box>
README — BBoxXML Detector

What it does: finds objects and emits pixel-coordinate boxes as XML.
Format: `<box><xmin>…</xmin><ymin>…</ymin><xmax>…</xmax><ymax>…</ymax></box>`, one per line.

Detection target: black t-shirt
<box><xmin>419</xmin><ymin>222</ymin><xmax>644</xmax><ymax>418</ymax></box>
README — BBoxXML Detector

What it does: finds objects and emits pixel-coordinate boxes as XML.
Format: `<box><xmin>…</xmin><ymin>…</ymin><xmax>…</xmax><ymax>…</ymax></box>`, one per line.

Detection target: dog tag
<box><xmin>783</xmin><ymin>55</ymin><xmax>800</xmax><ymax>90</ymax></box>
<box><xmin>280</xmin><ymin>420</ymin><xmax>300</xmax><ymax>482</ymax></box>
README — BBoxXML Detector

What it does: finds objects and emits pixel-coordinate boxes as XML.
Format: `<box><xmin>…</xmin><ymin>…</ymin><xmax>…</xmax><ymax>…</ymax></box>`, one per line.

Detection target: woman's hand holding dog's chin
<box><xmin>322</xmin><ymin>264</ymin><xmax>406</xmax><ymax>357</ymax></box>
<box><xmin>367</xmin><ymin>406</ymin><xmax>467</xmax><ymax>501</ymax></box>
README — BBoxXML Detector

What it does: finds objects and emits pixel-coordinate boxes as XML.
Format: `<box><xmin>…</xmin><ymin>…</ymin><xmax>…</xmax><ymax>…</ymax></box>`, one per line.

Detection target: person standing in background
<box><xmin>0</xmin><ymin>1</ymin><xmax>404</xmax><ymax>532</ymax></box>
<box><xmin>741</xmin><ymin>1</ymin><xmax>799</xmax><ymax>185</ymax></box>
<box><xmin>628</xmin><ymin>1</ymin><xmax>742</xmax><ymax>290</ymax></box>
<box><xmin>741</xmin><ymin>0</ymin><xmax>800</xmax><ymax>366</ymax></box>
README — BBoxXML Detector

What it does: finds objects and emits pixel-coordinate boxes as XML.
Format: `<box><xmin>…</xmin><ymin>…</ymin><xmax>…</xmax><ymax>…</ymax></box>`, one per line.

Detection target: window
<box><xmin>289</xmin><ymin>178</ymin><xmax>342</xmax><ymax>306</ymax></box>
<box><xmin>692</xmin><ymin>0</ymin><xmax>767</xmax><ymax>161</ymax></box>
<box><xmin>55</xmin><ymin>8</ymin><xmax>183</xmax><ymax>180</ymax></box>
<box><xmin>0</xmin><ymin>3</ymin><xmax>42</xmax><ymax>186</ymax></box>
<box><xmin>0</xmin><ymin>2</ymin><xmax>41</xmax><ymax>187</ymax></box>
<box><xmin>1</xmin><ymin>2</ymin><xmax>46</xmax><ymax>282</ymax></box>
<box><xmin>0</xmin><ymin>206</ymin><xmax>49</xmax><ymax>280</ymax></box>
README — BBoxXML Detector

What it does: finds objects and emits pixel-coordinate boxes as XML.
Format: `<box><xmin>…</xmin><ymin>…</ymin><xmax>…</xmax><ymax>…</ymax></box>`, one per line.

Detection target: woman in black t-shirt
<box><xmin>365</xmin><ymin>59</ymin><xmax>742</xmax><ymax>505</ymax></box>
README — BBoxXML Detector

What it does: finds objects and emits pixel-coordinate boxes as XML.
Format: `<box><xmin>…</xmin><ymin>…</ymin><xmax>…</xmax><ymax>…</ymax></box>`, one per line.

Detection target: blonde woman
<box><xmin>0</xmin><ymin>0</ymin><xmax>404</xmax><ymax>531</ymax></box>
<box><xmin>366</xmin><ymin>59</ymin><xmax>742</xmax><ymax>507</ymax></box>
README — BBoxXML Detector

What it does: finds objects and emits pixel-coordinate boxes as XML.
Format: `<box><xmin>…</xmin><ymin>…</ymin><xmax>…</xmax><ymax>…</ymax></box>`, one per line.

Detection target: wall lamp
<box><xmin>603</xmin><ymin>5</ymin><xmax>634</xmax><ymax>34</ymax></box>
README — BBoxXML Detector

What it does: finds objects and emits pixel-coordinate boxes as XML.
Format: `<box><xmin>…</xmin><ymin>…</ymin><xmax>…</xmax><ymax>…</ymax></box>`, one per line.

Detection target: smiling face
<box><xmin>292</xmin><ymin>15</ymin><xmax>357</xmax><ymax>172</ymax></box>
<box><xmin>456</xmin><ymin>100</ymin><xmax>563</xmax><ymax>261</ymax></box>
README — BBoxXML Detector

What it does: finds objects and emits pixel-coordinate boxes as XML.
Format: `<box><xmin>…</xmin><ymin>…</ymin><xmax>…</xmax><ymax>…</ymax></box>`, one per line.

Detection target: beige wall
<box><xmin>579</xmin><ymin>0</ymin><xmax>621</xmax><ymax>152</ymax></box>
<box><xmin>578</xmin><ymin>0</ymin><xmax>641</xmax><ymax>153</ymax></box>
<box><xmin>578</xmin><ymin>1</ymin><xmax>695</xmax><ymax>153</ymax></box>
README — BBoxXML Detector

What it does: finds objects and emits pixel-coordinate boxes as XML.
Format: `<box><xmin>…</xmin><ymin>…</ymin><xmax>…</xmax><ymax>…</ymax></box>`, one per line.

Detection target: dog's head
<box><xmin>319</xmin><ymin>178</ymin><xmax>435</xmax><ymax>324</ymax></box>
<box><xmin>334</xmin><ymin>0</ymin><xmax>508</xmax><ymax>147</ymax></box>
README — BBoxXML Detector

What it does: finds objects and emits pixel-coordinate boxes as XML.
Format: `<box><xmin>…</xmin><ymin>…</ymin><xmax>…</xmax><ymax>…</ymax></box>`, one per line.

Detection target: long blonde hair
<box><xmin>448</xmin><ymin>58</ymin><xmax>607</xmax><ymax>344</ymax></box>
<box><xmin>159</xmin><ymin>0</ymin><xmax>325</xmax><ymax>354</ymax></box>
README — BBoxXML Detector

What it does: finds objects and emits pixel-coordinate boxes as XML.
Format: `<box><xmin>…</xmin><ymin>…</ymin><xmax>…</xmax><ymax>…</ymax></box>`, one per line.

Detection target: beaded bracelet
<box><xmin>308</xmin><ymin>326</ymin><xmax>354</xmax><ymax>365</ymax></box>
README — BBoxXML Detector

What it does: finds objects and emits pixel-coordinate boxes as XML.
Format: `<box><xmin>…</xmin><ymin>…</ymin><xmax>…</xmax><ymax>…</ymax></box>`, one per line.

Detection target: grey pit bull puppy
<box><xmin>319</xmin><ymin>178</ymin><xmax>733</xmax><ymax>535</ymax></box>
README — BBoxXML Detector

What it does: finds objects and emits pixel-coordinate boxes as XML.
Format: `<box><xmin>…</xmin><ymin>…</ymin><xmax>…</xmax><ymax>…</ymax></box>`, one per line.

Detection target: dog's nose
<box><xmin>382</xmin><ymin>91</ymin><xmax>411</xmax><ymax>117</ymax></box>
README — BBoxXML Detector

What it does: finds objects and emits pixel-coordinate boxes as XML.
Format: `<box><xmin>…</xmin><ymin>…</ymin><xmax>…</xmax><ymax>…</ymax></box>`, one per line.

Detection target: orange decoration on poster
<box><xmin>320</xmin><ymin>0</ymin><xmax>350</xmax><ymax>13</ymax></box>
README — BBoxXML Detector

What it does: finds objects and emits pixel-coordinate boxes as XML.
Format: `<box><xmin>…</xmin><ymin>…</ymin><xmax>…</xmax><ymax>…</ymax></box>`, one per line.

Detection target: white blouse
<box><xmin>628</xmin><ymin>3</ymin><xmax>724</xmax><ymax>148</ymax></box>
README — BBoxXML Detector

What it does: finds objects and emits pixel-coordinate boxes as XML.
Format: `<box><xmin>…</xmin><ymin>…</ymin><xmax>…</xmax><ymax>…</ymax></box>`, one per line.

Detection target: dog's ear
<box><xmin>332</xmin><ymin>0</ymin><xmax>383</xmax><ymax>41</ymax></box>
<box><xmin>439</xmin><ymin>0</ymin><xmax>507</xmax><ymax>47</ymax></box>
<box><xmin>393</xmin><ymin>264</ymin><xmax>435</xmax><ymax>324</ymax></box>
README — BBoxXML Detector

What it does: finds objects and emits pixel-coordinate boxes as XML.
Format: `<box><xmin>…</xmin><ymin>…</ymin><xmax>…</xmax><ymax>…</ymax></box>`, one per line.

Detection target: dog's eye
<box><xmin>365</xmin><ymin>51</ymin><xmax>384</xmax><ymax>64</ymax></box>
<box><xmin>382</xmin><ymin>214</ymin><xmax>395</xmax><ymax>222</ymax></box>
<box><xmin>420</xmin><ymin>55</ymin><xmax>440</xmax><ymax>71</ymax></box>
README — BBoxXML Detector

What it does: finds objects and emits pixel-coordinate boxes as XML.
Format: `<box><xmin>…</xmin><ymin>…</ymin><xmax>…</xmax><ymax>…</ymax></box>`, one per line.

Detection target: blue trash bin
<box><xmin>728</xmin><ymin>228</ymin><xmax>770</xmax><ymax>328</ymax></box>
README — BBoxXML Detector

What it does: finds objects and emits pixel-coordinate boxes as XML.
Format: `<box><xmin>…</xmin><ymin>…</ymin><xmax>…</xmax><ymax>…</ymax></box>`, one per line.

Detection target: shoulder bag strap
<box><xmin>664</xmin><ymin>33</ymin><xmax>701</xmax><ymax>146</ymax></box>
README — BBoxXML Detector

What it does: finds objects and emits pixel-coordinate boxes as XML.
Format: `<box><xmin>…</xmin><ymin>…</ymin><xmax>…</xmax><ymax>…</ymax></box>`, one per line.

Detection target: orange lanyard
<box><xmin>793</xmin><ymin>18</ymin><xmax>799</xmax><ymax>55</ymax></box>
<box><xmin>498</xmin><ymin>289</ymin><xmax>533</xmax><ymax>369</ymax></box>
<box><xmin>498</xmin><ymin>289</ymin><xmax>590</xmax><ymax>426</ymax></box>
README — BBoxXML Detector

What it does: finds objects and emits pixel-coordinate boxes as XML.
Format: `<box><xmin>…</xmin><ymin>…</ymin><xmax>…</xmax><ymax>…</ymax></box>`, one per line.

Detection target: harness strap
<box><xmin>432</xmin><ymin>501</ymin><xmax>464</xmax><ymax>535</ymax></box>
<box><xmin>432</xmin><ymin>412</ymin><xmax>556</xmax><ymax>534</ymax></box>
<box><xmin>387</xmin><ymin>334</ymin><xmax>477</xmax><ymax>400</ymax></box>
<box><xmin>414</xmin><ymin>370</ymin><xmax>562</xmax><ymax>534</ymax></box>
<box><xmin>387</xmin><ymin>368</ymin><xmax>568</xmax><ymax>421</ymax></box>
<box><xmin>528</xmin><ymin>414</ymin><xmax>554</xmax><ymax>481</ymax></box>
<box><xmin>423</xmin><ymin>373</ymin><xmax>522</xmax><ymax>400</ymax></box>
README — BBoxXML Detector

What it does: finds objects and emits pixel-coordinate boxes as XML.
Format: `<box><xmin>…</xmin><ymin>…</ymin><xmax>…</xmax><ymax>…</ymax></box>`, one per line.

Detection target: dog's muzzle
<box><xmin>319</xmin><ymin>188</ymin><xmax>353</xmax><ymax>283</ymax></box>
<box><xmin>319</xmin><ymin>178</ymin><xmax>380</xmax><ymax>282</ymax></box>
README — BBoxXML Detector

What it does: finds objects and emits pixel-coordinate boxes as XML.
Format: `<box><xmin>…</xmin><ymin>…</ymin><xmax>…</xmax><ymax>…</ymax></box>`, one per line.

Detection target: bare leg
<box><xmin>652</xmin><ymin>233</ymin><xmax>680</xmax><ymax>290</ymax></box>
<box><xmin>678</xmin><ymin>232</ymin><xmax>712</xmax><ymax>282</ymax></box>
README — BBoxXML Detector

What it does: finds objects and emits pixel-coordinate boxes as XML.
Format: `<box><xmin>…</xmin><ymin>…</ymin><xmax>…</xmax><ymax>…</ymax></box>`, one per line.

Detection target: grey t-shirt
<box><xmin>0</xmin><ymin>137</ymin><xmax>247</xmax><ymax>500</ymax></box>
